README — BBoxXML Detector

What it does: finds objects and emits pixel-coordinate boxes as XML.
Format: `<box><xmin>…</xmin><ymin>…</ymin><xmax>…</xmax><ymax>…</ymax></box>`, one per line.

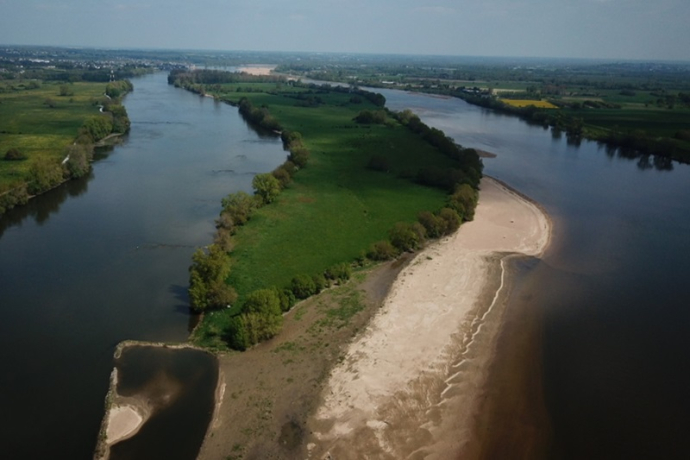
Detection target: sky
<box><xmin>1</xmin><ymin>0</ymin><xmax>689</xmax><ymax>61</ymax></box>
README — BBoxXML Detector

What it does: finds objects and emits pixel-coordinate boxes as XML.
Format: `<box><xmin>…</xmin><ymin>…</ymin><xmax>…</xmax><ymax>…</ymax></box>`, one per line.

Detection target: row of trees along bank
<box><xmin>183</xmin><ymin>82</ymin><xmax>481</xmax><ymax>351</ymax></box>
<box><xmin>0</xmin><ymin>80</ymin><xmax>133</xmax><ymax>216</ymax></box>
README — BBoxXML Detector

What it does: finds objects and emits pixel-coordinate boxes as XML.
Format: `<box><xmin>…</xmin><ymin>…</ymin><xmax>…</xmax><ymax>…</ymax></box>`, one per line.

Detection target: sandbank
<box><xmin>306</xmin><ymin>176</ymin><xmax>551</xmax><ymax>458</ymax></box>
<box><xmin>237</xmin><ymin>65</ymin><xmax>276</xmax><ymax>76</ymax></box>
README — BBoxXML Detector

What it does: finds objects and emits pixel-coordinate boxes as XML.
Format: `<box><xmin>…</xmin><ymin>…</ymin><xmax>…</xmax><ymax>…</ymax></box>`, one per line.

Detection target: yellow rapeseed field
<box><xmin>500</xmin><ymin>99</ymin><xmax>558</xmax><ymax>109</ymax></box>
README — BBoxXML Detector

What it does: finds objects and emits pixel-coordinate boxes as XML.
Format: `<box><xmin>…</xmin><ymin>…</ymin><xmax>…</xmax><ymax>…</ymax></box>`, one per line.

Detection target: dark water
<box><xmin>376</xmin><ymin>89</ymin><xmax>690</xmax><ymax>458</ymax></box>
<box><xmin>0</xmin><ymin>72</ymin><xmax>285</xmax><ymax>459</ymax></box>
<box><xmin>109</xmin><ymin>347</ymin><xmax>218</xmax><ymax>460</ymax></box>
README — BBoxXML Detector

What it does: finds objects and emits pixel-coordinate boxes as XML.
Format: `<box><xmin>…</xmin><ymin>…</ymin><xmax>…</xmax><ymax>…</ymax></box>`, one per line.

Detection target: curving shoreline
<box><xmin>305</xmin><ymin>176</ymin><xmax>551</xmax><ymax>458</ymax></box>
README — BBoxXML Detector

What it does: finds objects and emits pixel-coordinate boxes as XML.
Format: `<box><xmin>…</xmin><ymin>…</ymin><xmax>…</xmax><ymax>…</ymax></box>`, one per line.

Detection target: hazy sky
<box><xmin>1</xmin><ymin>0</ymin><xmax>688</xmax><ymax>61</ymax></box>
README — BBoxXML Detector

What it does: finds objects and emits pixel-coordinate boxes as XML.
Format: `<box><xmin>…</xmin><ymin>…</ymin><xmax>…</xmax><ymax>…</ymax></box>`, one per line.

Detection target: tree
<box><xmin>242</xmin><ymin>289</ymin><xmax>282</xmax><ymax>316</ymax></box>
<box><xmin>418</xmin><ymin>211</ymin><xmax>443</xmax><ymax>238</ymax></box>
<box><xmin>291</xmin><ymin>274</ymin><xmax>317</xmax><ymax>299</ymax></box>
<box><xmin>188</xmin><ymin>245</ymin><xmax>237</xmax><ymax>312</ymax></box>
<box><xmin>27</xmin><ymin>158</ymin><xmax>64</xmax><ymax>194</ymax></box>
<box><xmin>448</xmin><ymin>183</ymin><xmax>478</xmax><ymax>221</ymax></box>
<box><xmin>221</xmin><ymin>191</ymin><xmax>258</xmax><ymax>226</ymax></box>
<box><xmin>438</xmin><ymin>208</ymin><xmax>461</xmax><ymax>235</ymax></box>
<box><xmin>64</xmin><ymin>144</ymin><xmax>93</xmax><ymax>178</ymax></box>
<box><xmin>252</xmin><ymin>173</ymin><xmax>281</xmax><ymax>204</ymax></box>
<box><xmin>367</xmin><ymin>240</ymin><xmax>398</xmax><ymax>260</ymax></box>
<box><xmin>389</xmin><ymin>222</ymin><xmax>422</xmax><ymax>252</ymax></box>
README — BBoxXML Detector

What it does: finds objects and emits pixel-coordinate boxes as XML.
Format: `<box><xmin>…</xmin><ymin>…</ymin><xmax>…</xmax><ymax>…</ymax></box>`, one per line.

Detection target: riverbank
<box><xmin>196</xmin><ymin>176</ymin><xmax>551</xmax><ymax>459</ymax></box>
<box><xmin>305</xmin><ymin>176</ymin><xmax>550</xmax><ymax>458</ymax></box>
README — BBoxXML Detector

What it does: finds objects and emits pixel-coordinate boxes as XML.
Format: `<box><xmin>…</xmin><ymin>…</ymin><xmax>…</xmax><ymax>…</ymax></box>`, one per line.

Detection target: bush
<box><xmin>272</xmin><ymin>167</ymin><xmax>292</xmax><ymax>188</ymax></box>
<box><xmin>276</xmin><ymin>288</ymin><xmax>296</xmax><ymax>312</ymax></box>
<box><xmin>242</xmin><ymin>289</ymin><xmax>282</xmax><ymax>316</ymax></box>
<box><xmin>325</xmin><ymin>263</ymin><xmax>351</xmax><ymax>284</ymax></box>
<box><xmin>438</xmin><ymin>208</ymin><xmax>461</xmax><ymax>235</ymax></box>
<box><xmin>27</xmin><ymin>158</ymin><xmax>64</xmax><ymax>195</ymax></box>
<box><xmin>289</xmin><ymin>147</ymin><xmax>310</xmax><ymax>168</ymax></box>
<box><xmin>221</xmin><ymin>191</ymin><xmax>259</xmax><ymax>226</ymax></box>
<box><xmin>367</xmin><ymin>240</ymin><xmax>398</xmax><ymax>260</ymax></box>
<box><xmin>291</xmin><ymin>274</ymin><xmax>317</xmax><ymax>299</ymax></box>
<box><xmin>65</xmin><ymin>144</ymin><xmax>94</xmax><ymax>178</ymax></box>
<box><xmin>4</xmin><ymin>148</ymin><xmax>26</xmax><ymax>161</ymax></box>
<box><xmin>418</xmin><ymin>211</ymin><xmax>444</xmax><ymax>238</ymax></box>
<box><xmin>389</xmin><ymin>222</ymin><xmax>423</xmax><ymax>252</ymax></box>
<box><xmin>312</xmin><ymin>273</ymin><xmax>328</xmax><ymax>294</ymax></box>
<box><xmin>253</xmin><ymin>172</ymin><xmax>281</xmax><ymax>204</ymax></box>
<box><xmin>448</xmin><ymin>183</ymin><xmax>478</xmax><ymax>221</ymax></box>
<box><xmin>188</xmin><ymin>245</ymin><xmax>237</xmax><ymax>312</ymax></box>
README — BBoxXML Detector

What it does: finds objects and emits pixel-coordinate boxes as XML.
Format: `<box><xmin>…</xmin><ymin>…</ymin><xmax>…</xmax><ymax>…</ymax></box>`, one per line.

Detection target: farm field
<box><xmin>0</xmin><ymin>81</ymin><xmax>106</xmax><ymax>188</ymax></box>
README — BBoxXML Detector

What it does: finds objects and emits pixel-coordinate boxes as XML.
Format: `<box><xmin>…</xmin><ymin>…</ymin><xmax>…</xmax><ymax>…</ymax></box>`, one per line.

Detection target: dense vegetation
<box><xmin>277</xmin><ymin>59</ymin><xmax>690</xmax><ymax>164</ymax></box>
<box><xmin>170</xmin><ymin>69</ymin><xmax>482</xmax><ymax>351</ymax></box>
<box><xmin>0</xmin><ymin>68</ymin><xmax>134</xmax><ymax>215</ymax></box>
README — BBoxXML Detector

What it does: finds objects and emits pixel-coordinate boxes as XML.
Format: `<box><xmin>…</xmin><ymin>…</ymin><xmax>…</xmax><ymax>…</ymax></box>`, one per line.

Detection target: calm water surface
<box><xmin>0</xmin><ymin>72</ymin><xmax>285</xmax><ymax>458</ymax></box>
<box><xmin>378</xmin><ymin>88</ymin><xmax>690</xmax><ymax>458</ymax></box>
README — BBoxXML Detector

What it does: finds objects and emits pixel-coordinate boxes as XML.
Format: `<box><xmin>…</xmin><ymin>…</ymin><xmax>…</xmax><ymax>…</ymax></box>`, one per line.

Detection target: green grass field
<box><xmin>0</xmin><ymin>81</ymin><xmax>106</xmax><ymax>188</ymax></box>
<box><xmin>191</xmin><ymin>84</ymin><xmax>461</xmax><ymax>348</ymax></box>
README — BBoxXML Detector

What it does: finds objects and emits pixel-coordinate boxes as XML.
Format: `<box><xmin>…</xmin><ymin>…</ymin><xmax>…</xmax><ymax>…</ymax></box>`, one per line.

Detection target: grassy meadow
<box><xmin>500</xmin><ymin>99</ymin><xmax>558</xmax><ymax>109</ymax></box>
<box><xmin>190</xmin><ymin>83</ymin><xmax>462</xmax><ymax>348</ymax></box>
<box><xmin>0</xmin><ymin>80</ymin><xmax>106</xmax><ymax>188</ymax></box>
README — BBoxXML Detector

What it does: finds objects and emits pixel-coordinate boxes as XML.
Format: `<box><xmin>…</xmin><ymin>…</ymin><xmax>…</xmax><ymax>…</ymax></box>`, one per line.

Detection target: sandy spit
<box><xmin>306</xmin><ymin>176</ymin><xmax>551</xmax><ymax>459</ymax></box>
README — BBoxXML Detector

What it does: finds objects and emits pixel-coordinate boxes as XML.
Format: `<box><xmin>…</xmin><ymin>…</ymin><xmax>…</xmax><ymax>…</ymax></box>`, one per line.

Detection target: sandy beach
<box><xmin>195</xmin><ymin>176</ymin><xmax>551</xmax><ymax>459</ymax></box>
<box><xmin>237</xmin><ymin>65</ymin><xmax>276</xmax><ymax>76</ymax></box>
<box><xmin>305</xmin><ymin>176</ymin><xmax>551</xmax><ymax>459</ymax></box>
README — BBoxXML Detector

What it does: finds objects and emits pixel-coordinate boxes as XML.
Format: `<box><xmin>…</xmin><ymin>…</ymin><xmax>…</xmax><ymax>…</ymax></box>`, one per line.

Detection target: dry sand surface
<box><xmin>237</xmin><ymin>65</ymin><xmax>276</xmax><ymax>76</ymax></box>
<box><xmin>306</xmin><ymin>177</ymin><xmax>551</xmax><ymax>459</ymax></box>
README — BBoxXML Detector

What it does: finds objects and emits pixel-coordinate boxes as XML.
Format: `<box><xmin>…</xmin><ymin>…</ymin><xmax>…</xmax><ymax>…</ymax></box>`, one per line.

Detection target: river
<box><xmin>377</xmin><ymin>88</ymin><xmax>690</xmax><ymax>458</ymax></box>
<box><xmin>2</xmin><ymin>74</ymin><xmax>689</xmax><ymax>459</ymax></box>
<box><xmin>0</xmin><ymin>72</ymin><xmax>286</xmax><ymax>459</ymax></box>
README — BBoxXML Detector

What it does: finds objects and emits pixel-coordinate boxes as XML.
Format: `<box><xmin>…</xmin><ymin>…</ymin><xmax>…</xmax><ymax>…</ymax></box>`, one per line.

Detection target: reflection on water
<box><xmin>375</xmin><ymin>87</ymin><xmax>690</xmax><ymax>458</ymax></box>
<box><xmin>108</xmin><ymin>346</ymin><xmax>218</xmax><ymax>460</ymax></box>
<box><xmin>0</xmin><ymin>72</ymin><xmax>286</xmax><ymax>459</ymax></box>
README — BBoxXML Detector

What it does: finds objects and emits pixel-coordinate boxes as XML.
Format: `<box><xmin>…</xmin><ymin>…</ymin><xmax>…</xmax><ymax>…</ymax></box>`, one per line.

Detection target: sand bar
<box><xmin>307</xmin><ymin>176</ymin><xmax>551</xmax><ymax>458</ymax></box>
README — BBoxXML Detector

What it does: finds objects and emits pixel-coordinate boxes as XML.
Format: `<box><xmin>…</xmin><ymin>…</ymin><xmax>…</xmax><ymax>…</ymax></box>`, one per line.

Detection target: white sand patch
<box><xmin>237</xmin><ymin>65</ymin><xmax>276</xmax><ymax>76</ymax></box>
<box><xmin>310</xmin><ymin>177</ymin><xmax>550</xmax><ymax>457</ymax></box>
<box><xmin>105</xmin><ymin>405</ymin><xmax>143</xmax><ymax>445</ymax></box>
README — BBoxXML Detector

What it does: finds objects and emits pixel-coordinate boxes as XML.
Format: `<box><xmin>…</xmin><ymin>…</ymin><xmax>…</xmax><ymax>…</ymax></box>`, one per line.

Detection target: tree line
<box><xmin>0</xmin><ymin>81</ymin><xmax>132</xmax><ymax>216</ymax></box>
<box><xmin>188</xmin><ymin>95</ymin><xmax>481</xmax><ymax>351</ymax></box>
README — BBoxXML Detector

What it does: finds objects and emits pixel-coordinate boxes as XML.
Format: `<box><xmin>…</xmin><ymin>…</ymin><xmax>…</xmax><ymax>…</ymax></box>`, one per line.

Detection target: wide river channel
<box><xmin>1</xmin><ymin>73</ymin><xmax>689</xmax><ymax>459</ymax></box>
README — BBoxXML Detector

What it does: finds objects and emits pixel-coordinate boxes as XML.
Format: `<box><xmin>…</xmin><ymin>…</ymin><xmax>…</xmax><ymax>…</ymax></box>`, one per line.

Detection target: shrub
<box><xmin>438</xmin><ymin>208</ymin><xmax>461</xmax><ymax>235</ymax></box>
<box><xmin>448</xmin><ymin>183</ymin><xmax>478</xmax><ymax>221</ymax></box>
<box><xmin>272</xmin><ymin>167</ymin><xmax>292</xmax><ymax>188</ymax></box>
<box><xmin>242</xmin><ymin>289</ymin><xmax>282</xmax><ymax>316</ymax></box>
<box><xmin>418</xmin><ymin>211</ymin><xmax>444</xmax><ymax>238</ymax></box>
<box><xmin>291</xmin><ymin>274</ymin><xmax>317</xmax><ymax>299</ymax></box>
<box><xmin>389</xmin><ymin>222</ymin><xmax>422</xmax><ymax>252</ymax></box>
<box><xmin>276</xmin><ymin>288</ymin><xmax>296</xmax><ymax>312</ymax></box>
<box><xmin>4</xmin><ymin>148</ymin><xmax>26</xmax><ymax>161</ymax></box>
<box><xmin>312</xmin><ymin>273</ymin><xmax>328</xmax><ymax>294</ymax></box>
<box><xmin>27</xmin><ymin>158</ymin><xmax>64</xmax><ymax>195</ymax></box>
<box><xmin>188</xmin><ymin>245</ymin><xmax>237</xmax><ymax>312</ymax></box>
<box><xmin>253</xmin><ymin>173</ymin><xmax>281</xmax><ymax>204</ymax></box>
<box><xmin>65</xmin><ymin>144</ymin><xmax>94</xmax><ymax>179</ymax></box>
<box><xmin>325</xmin><ymin>262</ymin><xmax>351</xmax><ymax>284</ymax></box>
<box><xmin>367</xmin><ymin>240</ymin><xmax>398</xmax><ymax>261</ymax></box>
<box><xmin>288</xmin><ymin>146</ymin><xmax>310</xmax><ymax>168</ymax></box>
<box><xmin>221</xmin><ymin>191</ymin><xmax>259</xmax><ymax>226</ymax></box>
